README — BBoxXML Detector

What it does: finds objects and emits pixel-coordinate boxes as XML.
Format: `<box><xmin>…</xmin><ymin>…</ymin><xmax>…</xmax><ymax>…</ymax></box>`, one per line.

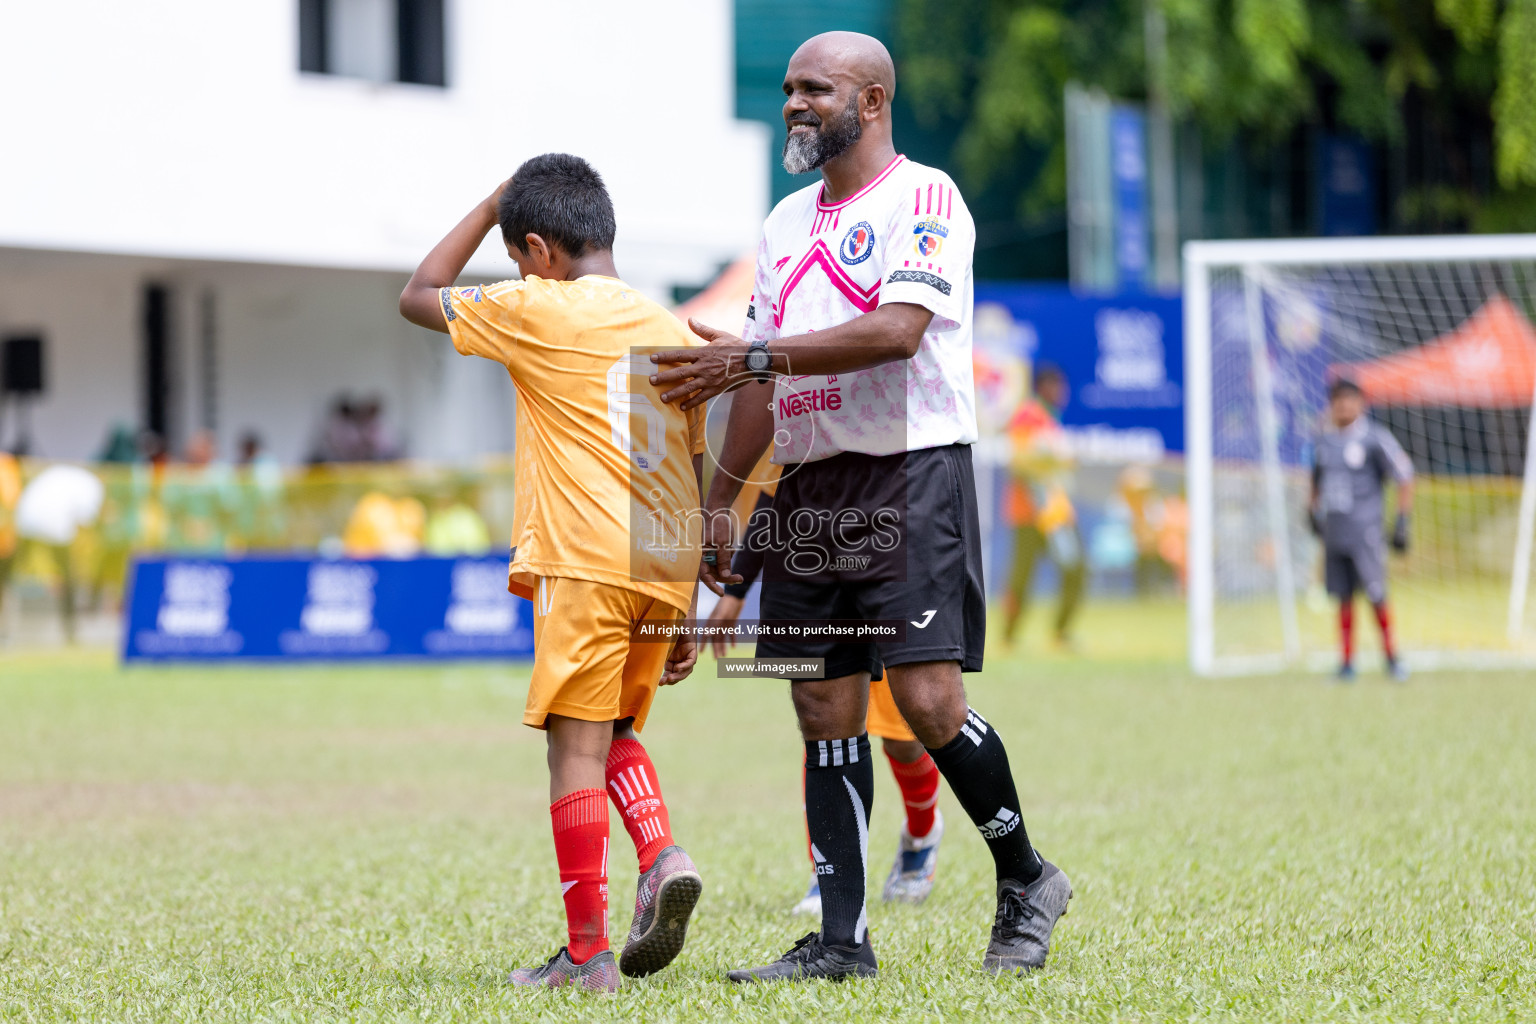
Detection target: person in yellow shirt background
<box><xmin>341</xmin><ymin>491</ymin><xmax>426</xmax><ymax>558</ymax></box>
<box><xmin>0</xmin><ymin>452</ymin><xmax>19</xmax><ymax>624</ymax></box>
<box><xmin>1000</xmin><ymin>363</ymin><xmax>1085</xmax><ymax>650</ymax></box>
<box><xmin>423</xmin><ymin>479</ymin><xmax>492</xmax><ymax>557</ymax></box>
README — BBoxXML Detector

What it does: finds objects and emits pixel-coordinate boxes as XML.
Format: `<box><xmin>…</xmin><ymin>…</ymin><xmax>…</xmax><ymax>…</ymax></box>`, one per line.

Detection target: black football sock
<box><xmin>803</xmin><ymin>734</ymin><xmax>874</xmax><ymax>948</ymax></box>
<box><xmin>926</xmin><ymin>707</ymin><xmax>1043</xmax><ymax>885</ymax></box>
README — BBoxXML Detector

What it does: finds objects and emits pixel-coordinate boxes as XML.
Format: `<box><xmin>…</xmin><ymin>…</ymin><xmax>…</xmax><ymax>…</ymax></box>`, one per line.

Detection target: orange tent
<box><xmin>674</xmin><ymin>255</ymin><xmax>755</xmax><ymax>334</ymax></box>
<box><xmin>1331</xmin><ymin>294</ymin><xmax>1536</xmax><ymax>408</ymax></box>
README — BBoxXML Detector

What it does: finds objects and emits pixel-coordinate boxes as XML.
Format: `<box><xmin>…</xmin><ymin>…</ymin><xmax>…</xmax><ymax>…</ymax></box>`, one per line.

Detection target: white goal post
<box><xmin>1184</xmin><ymin>235</ymin><xmax>1536</xmax><ymax>676</ymax></box>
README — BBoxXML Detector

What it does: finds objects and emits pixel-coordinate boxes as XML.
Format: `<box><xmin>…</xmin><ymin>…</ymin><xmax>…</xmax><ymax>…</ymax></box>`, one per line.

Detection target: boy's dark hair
<box><xmin>1329</xmin><ymin>377</ymin><xmax>1364</xmax><ymax>400</ymax></box>
<box><xmin>498</xmin><ymin>153</ymin><xmax>616</xmax><ymax>257</ymax></box>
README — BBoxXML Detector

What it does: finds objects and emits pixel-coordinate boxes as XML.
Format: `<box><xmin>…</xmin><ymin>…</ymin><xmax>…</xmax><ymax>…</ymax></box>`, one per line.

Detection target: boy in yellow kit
<box><xmin>400</xmin><ymin>154</ymin><xmax>705</xmax><ymax>992</ymax></box>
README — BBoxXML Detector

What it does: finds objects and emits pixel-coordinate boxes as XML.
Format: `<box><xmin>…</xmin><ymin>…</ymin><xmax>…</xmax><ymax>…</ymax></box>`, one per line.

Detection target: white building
<box><xmin>0</xmin><ymin>0</ymin><xmax>768</xmax><ymax>463</ymax></box>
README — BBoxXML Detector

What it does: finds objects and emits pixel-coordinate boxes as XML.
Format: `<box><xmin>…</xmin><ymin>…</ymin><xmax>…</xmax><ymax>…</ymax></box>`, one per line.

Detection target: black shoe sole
<box><xmin>726</xmin><ymin>960</ymin><xmax>878</xmax><ymax>984</ymax></box>
<box><xmin>727</xmin><ymin>943</ymin><xmax>879</xmax><ymax>984</ymax></box>
<box><xmin>619</xmin><ymin>870</ymin><xmax>702</xmax><ymax>977</ymax></box>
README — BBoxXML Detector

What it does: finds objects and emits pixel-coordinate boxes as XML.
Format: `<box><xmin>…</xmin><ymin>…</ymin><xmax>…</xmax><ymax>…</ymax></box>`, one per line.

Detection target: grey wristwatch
<box><xmin>744</xmin><ymin>339</ymin><xmax>773</xmax><ymax>382</ymax></box>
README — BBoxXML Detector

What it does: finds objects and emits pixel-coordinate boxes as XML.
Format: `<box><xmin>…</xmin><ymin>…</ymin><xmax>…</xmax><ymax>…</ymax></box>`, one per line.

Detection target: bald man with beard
<box><xmin>651</xmin><ymin>32</ymin><xmax>1074</xmax><ymax>981</ymax></box>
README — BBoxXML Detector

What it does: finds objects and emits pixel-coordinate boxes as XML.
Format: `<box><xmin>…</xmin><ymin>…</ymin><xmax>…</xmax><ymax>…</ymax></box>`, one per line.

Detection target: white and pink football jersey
<box><xmin>739</xmin><ymin>154</ymin><xmax>978</xmax><ymax>464</ymax></box>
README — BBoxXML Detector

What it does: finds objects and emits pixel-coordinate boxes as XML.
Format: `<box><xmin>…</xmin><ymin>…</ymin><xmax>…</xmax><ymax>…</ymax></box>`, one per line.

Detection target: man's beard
<box><xmin>781</xmin><ymin>96</ymin><xmax>863</xmax><ymax>175</ymax></box>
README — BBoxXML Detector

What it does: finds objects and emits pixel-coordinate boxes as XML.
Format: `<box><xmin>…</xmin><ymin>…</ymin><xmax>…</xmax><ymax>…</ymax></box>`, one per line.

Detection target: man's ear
<box><xmin>861</xmin><ymin>84</ymin><xmax>887</xmax><ymax>121</ymax></box>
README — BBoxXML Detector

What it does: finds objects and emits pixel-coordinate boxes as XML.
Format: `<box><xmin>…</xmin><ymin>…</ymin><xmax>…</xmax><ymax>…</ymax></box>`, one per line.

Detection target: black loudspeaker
<box><xmin>2</xmin><ymin>335</ymin><xmax>44</xmax><ymax>395</ymax></box>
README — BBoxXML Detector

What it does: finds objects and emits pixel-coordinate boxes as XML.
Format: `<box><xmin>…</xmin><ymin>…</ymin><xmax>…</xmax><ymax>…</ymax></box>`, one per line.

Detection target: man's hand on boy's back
<box><xmin>661</xmin><ymin>638</ymin><xmax>698</xmax><ymax>684</ymax></box>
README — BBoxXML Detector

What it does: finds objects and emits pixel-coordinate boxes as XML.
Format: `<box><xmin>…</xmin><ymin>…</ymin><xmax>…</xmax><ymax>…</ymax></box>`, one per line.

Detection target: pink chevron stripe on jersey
<box><xmin>774</xmin><ymin>240</ymin><xmax>881</xmax><ymax>328</ymax></box>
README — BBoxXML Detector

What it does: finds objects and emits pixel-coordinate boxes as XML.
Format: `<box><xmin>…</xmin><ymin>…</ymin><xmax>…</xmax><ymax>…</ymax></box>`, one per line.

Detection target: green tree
<box><xmin>896</xmin><ymin>0</ymin><xmax>1536</xmax><ymax>231</ymax></box>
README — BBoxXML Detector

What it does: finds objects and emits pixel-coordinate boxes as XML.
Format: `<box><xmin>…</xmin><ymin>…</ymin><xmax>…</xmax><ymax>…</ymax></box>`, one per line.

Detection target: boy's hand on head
<box><xmin>399</xmin><ymin>179</ymin><xmax>513</xmax><ymax>331</ymax></box>
<box><xmin>661</xmin><ymin>637</ymin><xmax>698</xmax><ymax>684</ymax></box>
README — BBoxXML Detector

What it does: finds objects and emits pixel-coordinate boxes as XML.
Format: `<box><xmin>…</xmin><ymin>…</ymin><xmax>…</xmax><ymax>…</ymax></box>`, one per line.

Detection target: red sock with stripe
<box><xmin>886</xmin><ymin>750</ymin><xmax>941</xmax><ymax>839</ymax></box>
<box><xmin>1373</xmin><ymin>601</ymin><xmax>1396</xmax><ymax>661</ymax></box>
<box><xmin>550</xmin><ymin>788</ymin><xmax>609</xmax><ymax>964</ymax></box>
<box><xmin>605</xmin><ymin>738</ymin><xmax>673</xmax><ymax>871</ymax></box>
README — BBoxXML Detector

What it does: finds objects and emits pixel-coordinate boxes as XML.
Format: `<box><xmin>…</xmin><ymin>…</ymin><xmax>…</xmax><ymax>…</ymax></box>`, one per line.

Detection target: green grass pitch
<box><xmin>1</xmin><ymin>602</ymin><xmax>1534</xmax><ymax>1021</ymax></box>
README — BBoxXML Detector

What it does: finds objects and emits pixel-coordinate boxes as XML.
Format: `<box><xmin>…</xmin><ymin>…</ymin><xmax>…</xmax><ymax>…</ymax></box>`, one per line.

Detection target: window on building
<box><xmin>299</xmin><ymin>0</ymin><xmax>445</xmax><ymax>87</ymax></box>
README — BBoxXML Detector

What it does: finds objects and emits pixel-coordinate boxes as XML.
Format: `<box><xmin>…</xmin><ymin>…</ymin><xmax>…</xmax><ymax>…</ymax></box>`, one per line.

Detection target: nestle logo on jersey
<box><xmin>778</xmin><ymin>387</ymin><xmax>842</xmax><ymax>418</ymax></box>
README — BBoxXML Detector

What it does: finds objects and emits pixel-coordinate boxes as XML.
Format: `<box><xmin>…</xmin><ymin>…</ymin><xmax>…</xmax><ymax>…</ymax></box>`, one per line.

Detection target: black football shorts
<box><xmin>756</xmin><ymin>443</ymin><xmax>987</xmax><ymax>680</ymax></box>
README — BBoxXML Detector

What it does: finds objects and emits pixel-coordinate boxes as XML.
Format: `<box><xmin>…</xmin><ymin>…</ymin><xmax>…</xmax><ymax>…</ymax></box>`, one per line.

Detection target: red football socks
<box><xmin>1373</xmin><ymin>601</ymin><xmax>1397</xmax><ymax>661</ymax></box>
<box><xmin>550</xmin><ymin>788</ymin><xmax>609</xmax><ymax>964</ymax></box>
<box><xmin>605</xmin><ymin>738</ymin><xmax>673</xmax><ymax>872</ymax></box>
<box><xmin>887</xmin><ymin>750</ymin><xmax>941</xmax><ymax>839</ymax></box>
<box><xmin>1339</xmin><ymin>601</ymin><xmax>1355</xmax><ymax>667</ymax></box>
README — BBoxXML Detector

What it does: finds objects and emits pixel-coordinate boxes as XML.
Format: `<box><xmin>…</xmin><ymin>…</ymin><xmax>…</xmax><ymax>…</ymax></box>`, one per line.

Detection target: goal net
<box><xmin>1184</xmin><ymin>236</ymin><xmax>1536</xmax><ymax>675</ymax></box>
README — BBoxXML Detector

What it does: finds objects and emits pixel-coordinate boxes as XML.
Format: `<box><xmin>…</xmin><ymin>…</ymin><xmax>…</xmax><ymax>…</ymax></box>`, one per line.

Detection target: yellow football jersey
<box><xmin>443</xmin><ymin>275</ymin><xmax>706</xmax><ymax>613</ymax></box>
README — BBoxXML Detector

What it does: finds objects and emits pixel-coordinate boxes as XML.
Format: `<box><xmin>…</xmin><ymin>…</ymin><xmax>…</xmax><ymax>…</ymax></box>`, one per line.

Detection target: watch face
<box><xmin>746</xmin><ymin>349</ymin><xmax>771</xmax><ymax>373</ymax></box>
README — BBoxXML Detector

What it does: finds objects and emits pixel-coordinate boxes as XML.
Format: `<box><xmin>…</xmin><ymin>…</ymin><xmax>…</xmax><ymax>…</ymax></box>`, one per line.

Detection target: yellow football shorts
<box><xmin>866</xmin><ymin>675</ymin><xmax>917</xmax><ymax>743</ymax></box>
<box><xmin>526</xmin><ymin>576</ymin><xmax>684</xmax><ymax>732</ymax></box>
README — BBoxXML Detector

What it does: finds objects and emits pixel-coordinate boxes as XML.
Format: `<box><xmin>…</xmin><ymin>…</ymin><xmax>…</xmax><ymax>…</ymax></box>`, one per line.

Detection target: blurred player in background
<box><xmin>1310</xmin><ymin>378</ymin><xmax>1414</xmax><ymax>682</ymax></box>
<box><xmin>1000</xmin><ymin>364</ymin><xmax>1084</xmax><ymax>650</ymax></box>
<box><xmin>707</xmin><ymin>454</ymin><xmax>946</xmax><ymax>914</ymax></box>
<box><xmin>13</xmin><ymin>462</ymin><xmax>104</xmax><ymax>644</ymax></box>
<box><xmin>0</xmin><ymin>452</ymin><xmax>19</xmax><ymax>624</ymax></box>
<box><xmin>400</xmin><ymin>155</ymin><xmax>706</xmax><ymax>992</ymax></box>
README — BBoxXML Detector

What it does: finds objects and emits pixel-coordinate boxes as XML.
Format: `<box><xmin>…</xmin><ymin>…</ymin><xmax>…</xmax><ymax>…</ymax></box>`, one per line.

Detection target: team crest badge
<box><xmin>912</xmin><ymin>217</ymin><xmax>949</xmax><ymax>258</ymax></box>
<box><xmin>839</xmin><ymin>221</ymin><xmax>875</xmax><ymax>265</ymax></box>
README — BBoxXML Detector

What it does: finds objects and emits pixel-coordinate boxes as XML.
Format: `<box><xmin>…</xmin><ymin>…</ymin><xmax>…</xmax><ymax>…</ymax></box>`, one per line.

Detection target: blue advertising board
<box><xmin>974</xmin><ymin>284</ymin><xmax>1184</xmax><ymax>454</ymax></box>
<box><xmin>123</xmin><ymin>555</ymin><xmax>534</xmax><ymax>662</ymax></box>
<box><xmin>1319</xmin><ymin>135</ymin><xmax>1377</xmax><ymax>237</ymax></box>
<box><xmin>1110</xmin><ymin>105</ymin><xmax>1150</xmax><ymax>289</ymax></box>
